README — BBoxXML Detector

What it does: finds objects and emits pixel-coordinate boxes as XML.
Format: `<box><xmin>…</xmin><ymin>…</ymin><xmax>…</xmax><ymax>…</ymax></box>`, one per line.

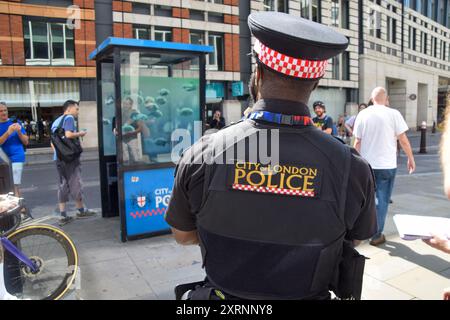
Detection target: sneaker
<box><xmin>58</xmin><ymin>216</ymin><xmax>74</xmax><ymax>226</ymax></box>
<box><xmin>369</xmin><ymin>234</ymin><xmax>386</xmax><ymax>246</ymax></box>
<box><xmin>76</xmin><ymin>208</ymin><xmax>97</xmax><ymax>219</ymax></box>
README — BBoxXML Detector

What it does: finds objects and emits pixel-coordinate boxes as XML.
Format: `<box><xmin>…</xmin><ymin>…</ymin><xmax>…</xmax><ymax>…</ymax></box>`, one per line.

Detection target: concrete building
<box><xmin>0</xmin><ymin>0</ymin><xmax>97</xmax><ymax>148</ymax></box>
<box><xmin>359</xmin><ymin>0</ymin><xmax>450</xmax><ymax>128</ymax></box>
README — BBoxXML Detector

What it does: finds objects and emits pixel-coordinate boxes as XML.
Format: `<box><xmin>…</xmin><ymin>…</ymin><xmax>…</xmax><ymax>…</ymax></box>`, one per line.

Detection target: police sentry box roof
<box><xmin>90</xmin><ymin>37</ymin><xmax>213</xmax><ymax>241</ymax></box>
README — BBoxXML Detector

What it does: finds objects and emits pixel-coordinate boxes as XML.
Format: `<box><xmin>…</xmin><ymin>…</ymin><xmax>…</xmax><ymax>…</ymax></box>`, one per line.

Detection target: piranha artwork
<box><xmin>159</xmin><ymin>88</ymin><xmax>170</xmax><ymax>96</ymax></box>
<box><xmin>155</xmin><ymin>96</ymin><xmax>167</xmax><ymax>106</ymax></box>
<box><xmin>182</xmin><ymin>82</ymin><xmax>197</xmax><ymax>92</ymax></box>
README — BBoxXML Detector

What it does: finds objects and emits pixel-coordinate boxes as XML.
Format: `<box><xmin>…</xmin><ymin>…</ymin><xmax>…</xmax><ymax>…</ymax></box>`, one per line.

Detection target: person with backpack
<box><xmin>50</xmin><ymin>100</ymin><xmax>96</xmax><ymax>226</ymax></box>
<box><xmin>312</xmin><ymin>101</ymin><xmax>336</xmax><ymax>135</ymax></box>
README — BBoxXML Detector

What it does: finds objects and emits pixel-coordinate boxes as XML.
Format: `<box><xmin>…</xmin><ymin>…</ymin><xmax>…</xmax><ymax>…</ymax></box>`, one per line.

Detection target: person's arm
<box><xmin>398</xmin><ymin>132</ymin><xmax>415</xmax><ymax>174</ymax></box>
<box><xmin>422</xmin><ymin>234</ymin><xmax>450</xmax><ymax>254</ymax></box>
<box><xmin>0</xmin><ymin>125</ymin><xmax>15</xmax><ymax>145</ymax></box>
<box><xmin>165</xmin><ymin>147</ymin><xmax>202</xmax><ymax>245</ymax></box>
<box><xmin>63</xmin><ymin>117</ymin><xmax>85</xmax><ymax>139</ymax></box>
<box><xmin>136</xmin><ymin>120</ymin><xmax>150</xmax><ymax>138</ymax></box>
<box><xmin>344</xmin><ymin>124</ymin><xmax>353</xmax><ymax>136</ymax></box>
<box><xmin>354</xmin><ymin>138</ymin><xmax>361</xmax><ymax>152</ymax></box>
<box><xmin>16</xmin><ymin>123</ymin><xmax>29</xmax><ymax>146</ymax></box>
<box><xmin>345</xmin><ymin>151</ymin><xmax>377</xmax><ymax>242</ymax></box>
<box><xmin>323</xmin><ymin>117</ymin><xmax>333</xmax><ymax>135</ymax></box>
<box><xmin>441</xmin><ymin>107</ymin><xmax>450</xmax><ymax>198</ymax></box>
<box><xmin>65</xmin><ymin>130</ymin><xmax>85</xmax><ymax>139</ymax></box>
<box><xmin>171</xmin><ymin>228</ymin><xmax>199</xmax><ymax>245</ymax></box>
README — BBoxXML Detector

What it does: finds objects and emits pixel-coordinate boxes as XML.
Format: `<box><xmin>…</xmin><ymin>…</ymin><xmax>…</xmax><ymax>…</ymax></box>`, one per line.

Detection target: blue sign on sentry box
<box><xmin>123</xmin><ymin>167</ymin><xmax>174</xmax><ymax>237</ymax></box>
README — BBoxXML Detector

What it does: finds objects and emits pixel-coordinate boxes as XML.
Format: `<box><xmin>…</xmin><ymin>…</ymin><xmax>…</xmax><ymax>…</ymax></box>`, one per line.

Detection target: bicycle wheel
<box><xmin>4</xmin><ymin>224</ymin><xmax>78</xmax><ymax>300</ymax></box>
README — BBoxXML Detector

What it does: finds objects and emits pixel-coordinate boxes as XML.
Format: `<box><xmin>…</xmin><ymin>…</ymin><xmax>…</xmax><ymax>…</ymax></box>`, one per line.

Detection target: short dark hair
<box><xmin>63</xmin><ymin>100</ymin><xmax>79</xmax><ymax>112</ymax></box>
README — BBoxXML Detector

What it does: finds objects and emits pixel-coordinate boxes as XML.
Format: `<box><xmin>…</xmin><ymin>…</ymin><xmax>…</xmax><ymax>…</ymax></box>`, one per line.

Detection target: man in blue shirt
<box><xmin>0</xmin><ymin>102</ymin><xmax>29</xmax><ymax>197</ymax></box>
<box><xmin>51</xmin><ymin>100</ymin><xmax>95</xmax><ymax>225</ymax></box>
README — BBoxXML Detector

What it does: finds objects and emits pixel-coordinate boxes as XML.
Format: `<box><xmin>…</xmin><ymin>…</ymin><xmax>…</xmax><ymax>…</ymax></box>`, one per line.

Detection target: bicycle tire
<box><xmin>5</xmin><ymin>224</ymin><xmax>78</xmax><ymax>300</ymax></box>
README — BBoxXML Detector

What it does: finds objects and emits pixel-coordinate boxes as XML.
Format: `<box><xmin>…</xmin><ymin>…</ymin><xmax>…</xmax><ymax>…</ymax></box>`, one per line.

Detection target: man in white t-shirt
<box><xmin>353</xmin><ymin>87</ymin><xmax>416</xmax><ymax>246</ymax></box>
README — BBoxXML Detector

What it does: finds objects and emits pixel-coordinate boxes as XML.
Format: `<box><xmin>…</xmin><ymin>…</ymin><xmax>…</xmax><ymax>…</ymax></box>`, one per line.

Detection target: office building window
<box><xmin>387</xmin><ymin>17</ymin><xmax>397</xmax><ymax>44</ymax></box>
<box><xmin>208</xmin><ymin>12</ymin><xmax>224</xmax><ymax>23</ymax></box>
<box><xmin>301</xmin><ymin>0</ymin><xmax>320</xmax><ymax>22</ymax></box>
<box><xmin>441</xmin><ymin>41</ymin><xmax>446</xmax><ymax>61</ymax></box>
<box><xmin>190</xmin><ymin>31</ymin><xmax>204</xmax><ymax>45</ymax></box>
<box><xmin>154</xmin><ymin>28</ymin><xmax>172</xmax><ymax>42</ymax></box>
<box><xmin>421</xmin><ymin>32</ymin><xmax>427</xmax><ymax>54</ymax></box>
<box><xmin>132</xmin><ymin>3</ymin><xmax>150</xmax><ymax>15</ymax></box>
<box><xmin>433</xmin><ymin>37</ymin><xmax>438</xmax><ymax>58</ymax></box>
<box><xmin>264</xmin><ymin>0</ymin><xmax>288</xmax><ymax>13</ymax></box>
<box><xmin>190</xmin><ymin>10</ymin><xmax>205</xmax><ymax>21</ymax></box>
<box><xmin>342</xmin><ymin>51</ymin><xmax>350</xmax><ymax>80</ymax></box>
<box><xmin>329</xmin><ymin>53</ymin><xmax>350</xmax><ymax>80</ymax></box>
<box><xmin>409</xmin><ymin>27</ymin><xmax>417</xmax><ymax>50</ymax></box>
<box><xmin>369</xmin><ymin>9</ymin><xmax>382</xmax><ymax>38</ymax></box>
<box><xmin>331</xmin><ymin>56</ymin><xmax>340</xmax><ymax>80</ymax></box>
<box><xmin>154</xmin><ymin>5</ymin><xmax>172</xmax><ymax>17</ymax></box>
<box><xmin>190</xmin><ymin>31</ymin><xmax>204</xmax><ymax>68</ymax></box>
<box><xmin>133</xmin><ymin>26</ymin><xmax>150</xmax><ymax>40</ymax></box>
<box><xmin>208</xmin><ymin>34</ymin><xmax>223</xmax><ymax>71</ymax></box>
<box><xmin>206</xmin><ymin>0</ymin><xmax>223</xmax><ymax>3</ymax></box>
<box><xmin>331</xmin><ymin>0</ymin><xmax>349</xmax><ymax>28</ymax></box>
<box><xmin>23</xmin><ymin>19</ymin><xmax>74</xmax><ymax>66</ymax></box>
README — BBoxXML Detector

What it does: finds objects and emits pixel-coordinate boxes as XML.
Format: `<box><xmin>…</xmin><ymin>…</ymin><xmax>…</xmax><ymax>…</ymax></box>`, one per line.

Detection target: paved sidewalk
<box><xmin>57</xmin><ymin>166</ymin><xmax>450</xmax><ymax>300</ymax></box>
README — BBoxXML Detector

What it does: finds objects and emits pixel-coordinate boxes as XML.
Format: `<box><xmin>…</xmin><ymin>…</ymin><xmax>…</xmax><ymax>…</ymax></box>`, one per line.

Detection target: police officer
<box><xmin>165</xmin><ymin>12</ymin><xmax>377</xmax><ymax>300</ymax></box>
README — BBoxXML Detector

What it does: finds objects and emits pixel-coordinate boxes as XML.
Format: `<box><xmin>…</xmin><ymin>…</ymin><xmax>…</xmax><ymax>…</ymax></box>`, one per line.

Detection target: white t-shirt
<box><xmin>353</xmin><ymin>105</ymin><xmax>408</xmax><ymax>169</ymax></box>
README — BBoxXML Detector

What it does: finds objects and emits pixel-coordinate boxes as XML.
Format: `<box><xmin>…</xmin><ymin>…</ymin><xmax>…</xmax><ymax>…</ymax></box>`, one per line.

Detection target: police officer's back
<box><xmin>166</xmin><ymin>12</ymin><xmax>377</xmax><ymax>300</ymax></box>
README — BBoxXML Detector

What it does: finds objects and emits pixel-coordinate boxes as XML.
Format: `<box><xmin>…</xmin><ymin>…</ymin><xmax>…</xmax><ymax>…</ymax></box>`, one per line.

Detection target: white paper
<box><xmin>393</xmin><ymin>214</ymin><xmax>450</xmax><ymax>240</ymax></box>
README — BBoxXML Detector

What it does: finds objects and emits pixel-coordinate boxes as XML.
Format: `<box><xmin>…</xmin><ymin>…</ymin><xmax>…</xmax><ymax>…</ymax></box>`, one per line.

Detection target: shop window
<box><xmin>23</xmin><ymin>19</ymin><xmax>74</xmax><ymax>66</ymax></box>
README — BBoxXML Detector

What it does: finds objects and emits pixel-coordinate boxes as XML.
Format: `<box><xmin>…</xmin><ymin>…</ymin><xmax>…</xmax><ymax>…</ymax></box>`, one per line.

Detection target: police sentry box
<box><xmin>90</xmin><ymin>38</ymin><xmax>212</xmax><ymax>241</ymax></box>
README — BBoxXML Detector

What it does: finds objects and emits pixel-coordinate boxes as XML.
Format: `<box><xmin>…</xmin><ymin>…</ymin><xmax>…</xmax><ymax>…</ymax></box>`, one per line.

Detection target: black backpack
<box><xmin>51</xmin><ymin>115</ymin><xmax>83</xmax><ymax>162</ymax></box>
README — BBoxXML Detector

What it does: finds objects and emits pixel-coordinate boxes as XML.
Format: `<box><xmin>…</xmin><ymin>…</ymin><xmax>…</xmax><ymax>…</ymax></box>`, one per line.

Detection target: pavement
<box><xmin>20</xmin><ymin>131</ymin><xmax>450</xmax><ymax>300</ymax></box>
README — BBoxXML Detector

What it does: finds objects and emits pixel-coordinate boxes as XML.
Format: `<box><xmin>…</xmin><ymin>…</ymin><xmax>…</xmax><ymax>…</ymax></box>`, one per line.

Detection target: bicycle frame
<box><xmin>0</xmin><ymin>236</ymin><xmax>38</xmax><ymax>273</ymax></box>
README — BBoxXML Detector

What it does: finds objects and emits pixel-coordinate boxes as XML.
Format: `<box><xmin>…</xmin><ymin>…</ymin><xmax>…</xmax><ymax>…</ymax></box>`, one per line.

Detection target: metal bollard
<box><xmin>419</xmin><ymin>121</ymin><xmax>427</xmax><ymax>154</ymax></box>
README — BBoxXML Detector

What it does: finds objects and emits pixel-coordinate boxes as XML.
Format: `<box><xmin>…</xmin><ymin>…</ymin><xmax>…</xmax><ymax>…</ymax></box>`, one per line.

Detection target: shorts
<box><xmin>11</xmin><ymin>162</ymin><xmax>24</xmax><ymax>185</ymax></box>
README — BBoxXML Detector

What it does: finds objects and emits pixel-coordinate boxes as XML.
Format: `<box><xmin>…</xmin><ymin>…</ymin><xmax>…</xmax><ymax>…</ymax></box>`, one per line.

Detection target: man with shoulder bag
<box><xmin>51</xmin><ymin>100</ymin><xmax>96</xmax><ymax>226</ymax></box>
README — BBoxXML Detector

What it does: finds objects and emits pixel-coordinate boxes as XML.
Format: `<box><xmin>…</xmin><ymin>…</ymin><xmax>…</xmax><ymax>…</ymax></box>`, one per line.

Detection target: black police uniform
<box><xmin>165</xmin><ymin>12</ymin><xmax>377</xmax><ymax>300</ymax></box>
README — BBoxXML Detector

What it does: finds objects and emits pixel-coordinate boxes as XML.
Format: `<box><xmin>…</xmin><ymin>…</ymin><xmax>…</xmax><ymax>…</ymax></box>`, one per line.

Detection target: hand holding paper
<box><xmin>393</xmin><ymin>214</ymin><xmax>450</xmax><ymax>241</ymax></box>
<box><xmin>422</xmin><ymin>234</ymin><xmax>450</xmax><ymax>254</ymax></box>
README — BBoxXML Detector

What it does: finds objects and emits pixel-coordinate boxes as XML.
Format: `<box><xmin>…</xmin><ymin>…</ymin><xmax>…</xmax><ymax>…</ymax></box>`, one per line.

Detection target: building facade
<box><xmin>1</xmin><ymin>0</ymin><xmax>449</xmax><ymax>151</ymax></box>
<box><xmin>247</xmin><ymin>0</ymin><xmax>361</xmax><ymax>120</ymax></box>
<box><xmin>359</xmin><ymin>0</ymin><xmax>450</xmax><ymax>128</ymax></box>
<box><xmin>0</xmin><ymin>0</ymin><xmax>97</xmax><ymax>148</ymax></box>
<box><xmin>104</xmin><ymin>0</ymin><xmax>243</xmax><ymax>125</ymax></box>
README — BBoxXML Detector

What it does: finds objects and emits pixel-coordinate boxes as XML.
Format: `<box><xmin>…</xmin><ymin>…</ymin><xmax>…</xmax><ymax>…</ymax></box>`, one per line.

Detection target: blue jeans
<box><xmin>372</xmin><ymin>168</ymin><xmax>397</xmax><ymax>240</ymax></box>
